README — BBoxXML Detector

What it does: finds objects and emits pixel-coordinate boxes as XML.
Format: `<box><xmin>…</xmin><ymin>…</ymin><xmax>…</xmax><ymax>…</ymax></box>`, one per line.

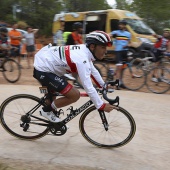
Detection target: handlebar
<box><xmin>99</xmin><ymin>79</ymin><xmax>120</xmax><ymax>106</ymax></box>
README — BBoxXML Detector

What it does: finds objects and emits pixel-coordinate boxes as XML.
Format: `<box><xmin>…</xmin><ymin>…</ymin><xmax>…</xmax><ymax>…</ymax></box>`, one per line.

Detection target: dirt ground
<box><xmin>0</xmin><ymin>158</ymin><xmax>102</xmax><ymax>170</ymax></box>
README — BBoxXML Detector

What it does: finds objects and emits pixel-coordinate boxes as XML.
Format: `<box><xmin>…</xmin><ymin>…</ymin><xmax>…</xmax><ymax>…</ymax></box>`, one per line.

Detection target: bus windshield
<box><xmin>126</xmin><ymin>18</ymin><xmax>155</xmax><ymax>35</ymax></box>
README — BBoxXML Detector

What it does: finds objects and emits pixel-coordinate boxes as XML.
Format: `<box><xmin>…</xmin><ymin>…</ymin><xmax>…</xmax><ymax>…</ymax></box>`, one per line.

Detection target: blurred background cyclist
<box><xmin>0</xmin><ymin>27</ymin><xmax>11</xmax><ymax>57</ymax></box>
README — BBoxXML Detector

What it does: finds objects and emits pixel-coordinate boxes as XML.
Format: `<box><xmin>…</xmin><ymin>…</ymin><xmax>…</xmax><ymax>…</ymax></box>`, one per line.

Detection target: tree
<box><xmin>63</xmin><ymin>0</ymin><xmax>111</xmax><ymax>12</ymax></box>
<box><xmin>115</xmin><ymin>0</ymin><xmax>129</xmax><ymax>10</ymax></box>
<box><xmin>129</xmin><ymin>0</ymin><xmax>170</xmax><ymax>33</ymax></box>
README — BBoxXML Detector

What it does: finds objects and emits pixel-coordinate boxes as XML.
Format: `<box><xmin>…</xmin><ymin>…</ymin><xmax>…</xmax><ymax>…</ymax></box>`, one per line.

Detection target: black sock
<box><xmin>42</xmin><ymin>105</ymin><xmax>53</xmax><ymax>112</ymax></box>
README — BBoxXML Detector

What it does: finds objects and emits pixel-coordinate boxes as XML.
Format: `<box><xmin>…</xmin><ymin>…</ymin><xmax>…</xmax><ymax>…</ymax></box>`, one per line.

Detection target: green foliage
<box><xmin>114</xmin><ymin>0</ymin><xmax>170</xmax><ymax>34</ymax></box>
<box><xmin>1</xmin><ymin>0</ymin><xmax>169</xmax><ymax>36</ymax></box>
<box><xmin>63</xmin><ymin>0</ymin><xmax>111</xmax><ymax>12</ymax></box>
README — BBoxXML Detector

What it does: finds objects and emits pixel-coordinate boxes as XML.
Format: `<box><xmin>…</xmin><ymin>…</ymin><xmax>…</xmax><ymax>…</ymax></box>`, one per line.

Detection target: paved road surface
<box><xmin>0</xmin><ymin>85</ymin><xmax>169</xmax><ymax>170</ymax></box>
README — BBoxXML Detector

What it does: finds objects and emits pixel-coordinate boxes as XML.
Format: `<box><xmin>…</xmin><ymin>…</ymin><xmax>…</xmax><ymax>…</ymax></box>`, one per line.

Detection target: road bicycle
<box><xmin>124</xmin><ymin>51</ymin><xmax>170</xmax><ymax>94</ymax></box>
<box><xmin>122</xmin><ymin>49</ymin><xmax>155</xmax><ymax>91</ymax></box>
<box><xmin>0</xmin><ymin>80</ymin><xmax>136</xmax><ymax>148</ymax></box>
<box><xmin>0</xmin><ymin>52</ymin><xmax>21</xmax><ymax>83</ymax></box>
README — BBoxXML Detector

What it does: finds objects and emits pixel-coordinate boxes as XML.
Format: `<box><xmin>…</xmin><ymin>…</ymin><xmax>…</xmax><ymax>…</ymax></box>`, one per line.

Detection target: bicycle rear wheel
<box><xmin>2</xmin><ymin>58</ymin><xmax>21</xmax><ymax>83</ymax></box>
<box><xmin>122</xmin><ymin>62</ymin><xmax>146</xmax><ymax>91</ymax></box>
<box><xmin>0</xmin><ymin>94</ymin><xmax>49</xmax><ymax>140</ymax></box>
<box><xmin>146</xmin><ymin>67</ymin><xmax>170</xmax><ymax>94</ymax></box>
<box><xmin>79</xmin><ymin>106</ymin><xmax>136</xmax><ymax>148</ymax></box>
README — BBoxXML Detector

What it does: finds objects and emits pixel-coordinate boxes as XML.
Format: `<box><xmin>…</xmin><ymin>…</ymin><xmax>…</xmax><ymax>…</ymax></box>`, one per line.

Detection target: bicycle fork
<box><xmin>98</xmin><ymin>110</ymin><xmax>109</xmax><ymax>131</ymax></box>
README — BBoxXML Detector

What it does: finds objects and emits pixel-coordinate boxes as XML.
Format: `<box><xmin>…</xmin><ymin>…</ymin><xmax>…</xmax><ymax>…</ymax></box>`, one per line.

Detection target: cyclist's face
<box><xmin>78</xmin><ymin>27</ymin><xmax>83</xmax><ymax>34</ymax></box>
<box><xmin>94</xmin><ymin>45</ymin><xmax>107</xmax><ymax>60</ymax></box>
<box><xmin>163</xmin><ymin>31</ymin><xmax>170</xmax><ymax>38</ymax></box>
<box><xmin>119</xmin><ymin>23</ymin><xmax>126</xmax><ymax>30</ymax></box>
<box><xmin>0</xmin><ymin>32</ymin><xmax>7</xmax><ymax>38</ymax></box>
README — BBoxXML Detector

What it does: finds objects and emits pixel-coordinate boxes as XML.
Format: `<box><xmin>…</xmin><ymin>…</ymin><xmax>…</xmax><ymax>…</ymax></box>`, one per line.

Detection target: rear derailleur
<box><xmin>20</xmin><ymin>115</ymin><xmax>31</xmax><ymax>132</ymax></box>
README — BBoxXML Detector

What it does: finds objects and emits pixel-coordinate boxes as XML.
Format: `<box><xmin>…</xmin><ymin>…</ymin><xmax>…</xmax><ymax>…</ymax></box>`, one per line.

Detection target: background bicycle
<box><xmin>0</xmin><ymin>51</ymin><xmax>21</xmax><ymax>83</ymax></box>
<box><xmin>0</xmin><ymin>80</ymin><xmax>136</xmax><ymax>149</ymax></box>
<box><xmin>123</xmin><ymin>50</ymin><xmax>170</xmax><ymax>94</ymax></box>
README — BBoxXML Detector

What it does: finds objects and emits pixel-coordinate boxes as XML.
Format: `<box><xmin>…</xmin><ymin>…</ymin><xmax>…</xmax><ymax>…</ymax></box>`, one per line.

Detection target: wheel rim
<box><xmin>146</xmin><ymin>67</ymin><xmax>170</xmax><ymax>94</ymax></box>
<box><xmin>122</xmin><ymin>65</ymin><xmax>145</xmax><ymax>90</ymax></box>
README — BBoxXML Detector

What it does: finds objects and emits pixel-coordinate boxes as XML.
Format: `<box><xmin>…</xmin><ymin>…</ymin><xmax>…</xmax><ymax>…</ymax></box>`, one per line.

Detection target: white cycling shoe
<box><xmin>40</xmin><ymin>109</ymin><xmax>61</xmax><ymax>123</ymax></box>
<box><xmin>151</xmin><ymin>77</ymin><xmax>158</xmax><ymax>83</ymax></box>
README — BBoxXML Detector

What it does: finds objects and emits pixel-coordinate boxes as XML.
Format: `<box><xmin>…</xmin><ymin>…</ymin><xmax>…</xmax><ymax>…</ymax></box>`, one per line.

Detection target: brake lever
<box><xmin>109</xmin><ymin>96</ymin><xmax>119</xmax><ymax>106</ymax></box>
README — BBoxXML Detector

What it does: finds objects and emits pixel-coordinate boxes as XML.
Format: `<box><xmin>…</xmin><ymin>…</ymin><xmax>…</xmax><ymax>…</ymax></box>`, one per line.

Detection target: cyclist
<box><xmin>0</xmin><ymin>27</ymin><xmax>11</xmax><ymax>56</ymax></box>
<box><xmin>151</xmin><ymin>28</ymin><xmax>170</xmax><ymax>82</ymax></box>
<box><xmin>33</xmin><ymin>31</ymin><xmax>116</xmax><ymax>123</ymax></box>
<box><xmin>65</xmin><ymin>22</ymin><xmax>83</xmax><ymax>87</ymax></box>
<box><xmin>66</xmin><ymin>22</ymin><xmax>83</xmax><ymax>45</ymax></box>
<box><xmin>8</xmin><ymin>23</ymin><xmax>23</xmax><ymax>68</ymax></box>
<box><xmin>109</xmin><ymin>20</ymin><xmax>131</xmax><ymax>89</ymax></box>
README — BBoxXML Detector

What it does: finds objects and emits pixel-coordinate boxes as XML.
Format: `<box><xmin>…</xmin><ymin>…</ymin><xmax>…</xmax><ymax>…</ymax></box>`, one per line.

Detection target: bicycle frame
<box><xmin>26</xmin><ymin>92</ymin><xmax>107</xmax><ymax>128</ymax></box>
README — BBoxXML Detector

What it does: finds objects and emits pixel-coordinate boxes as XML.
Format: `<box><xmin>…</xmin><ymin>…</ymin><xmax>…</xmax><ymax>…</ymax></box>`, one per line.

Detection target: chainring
<box><xmin>49</xmin><ymin>122</ymin><xmax>67</xmax><ymax>136</ymax></box>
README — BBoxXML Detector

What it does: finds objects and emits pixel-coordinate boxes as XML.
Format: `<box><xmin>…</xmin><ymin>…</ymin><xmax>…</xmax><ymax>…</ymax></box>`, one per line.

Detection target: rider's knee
<box><xmin>65</xmin><ymin>88</ymin><xmax>80</xmax><ymax>103</ymax></box>
<box><xmin>71</xmin><ymin>90</ymin><xmax>80</xmax><ymax>102</ymax></box>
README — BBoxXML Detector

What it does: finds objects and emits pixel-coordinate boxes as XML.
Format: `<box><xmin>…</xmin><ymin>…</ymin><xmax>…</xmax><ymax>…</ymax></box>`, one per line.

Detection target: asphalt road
<box><xmin>0</xmin><ymin>85</ymin><xmax>170</xmax><ymax>170</ymax></box>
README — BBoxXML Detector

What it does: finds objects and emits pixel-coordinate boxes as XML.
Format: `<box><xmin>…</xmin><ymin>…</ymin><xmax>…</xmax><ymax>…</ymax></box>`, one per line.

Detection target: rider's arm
<box><xmin>32</xmin><ymin>29</ymin><xmax>39</xmax><ymax>34</ymax></box>
<box><xmin>109</xmin><ymin>30</ymin><xmax>117</xmax><ymax>38</ymax></box>
<box><xmin>90</xmin><ymin>61</ymin><xmax>105</xmax><ymax>88</ymax></box>
<box><xmin>125</xmin><ymin>32</ymin><xmax>131</xmax><ymax>48</ymax></box>
<box><xmin>76</xmin><ymin>61</ymin><xmax>105</xmax><ymax>109</ymax></box>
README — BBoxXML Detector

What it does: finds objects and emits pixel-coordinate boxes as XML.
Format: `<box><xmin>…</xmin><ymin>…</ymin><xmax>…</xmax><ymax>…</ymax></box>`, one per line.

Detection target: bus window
<box><xmin>126</xmin><ymin>18</ymin><xmax>155</xmax><ymax>35</ymax></box>
<box><xmin>110</xmin><ymin>19</ymin><xmax>119</xmax><ymax>31</ymax></box>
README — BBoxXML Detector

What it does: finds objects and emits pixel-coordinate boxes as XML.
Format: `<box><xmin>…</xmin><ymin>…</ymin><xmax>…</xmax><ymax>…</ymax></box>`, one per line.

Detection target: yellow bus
<box><xmin>53</xmin><ymin>9</ymin><xmax>156</xmax><ymax>57</ymax></box>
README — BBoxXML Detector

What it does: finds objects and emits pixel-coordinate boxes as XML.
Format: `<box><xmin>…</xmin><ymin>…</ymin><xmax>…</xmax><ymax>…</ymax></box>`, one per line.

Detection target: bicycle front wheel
<box><xmin>2</xmin><ymin>58</ymin><xmax>21</xmax><ymax>83</ymax></box>
<box><xmin>0</xmin><ymin>94</ymin><xmax>49</xmax><ymax>140</ymax></box>
<box><xmin>146</xmin><ymin>67</ymin><xmax>170</xmax><ymax>94</ymax></box>
<box><xmin>79</xmin><ymin>106</ymin><xmax>136</xmax><ymax>148</ymax></box>
<box><xmin>122</xmin><ymin>62</ymin><xmax>146</xmax><ymax>91</ymax></box>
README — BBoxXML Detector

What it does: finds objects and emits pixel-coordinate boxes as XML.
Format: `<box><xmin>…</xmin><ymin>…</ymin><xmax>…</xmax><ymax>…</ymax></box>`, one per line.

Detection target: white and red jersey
<box><xmin>34</xmin><ymin>44</ymin><xmax>105</xmax><ymax>109</ymax></box>
<box><xmin>154</xmin><ymin>36</ymin><xmax>170</xmax><ymax>51</ymax></box>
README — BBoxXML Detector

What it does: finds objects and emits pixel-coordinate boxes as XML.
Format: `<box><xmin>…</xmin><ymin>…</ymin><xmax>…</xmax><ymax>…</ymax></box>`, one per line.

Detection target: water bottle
<box><xmin>108</xmin><ymin>68</ymin><xmax>114</xmax><ymax>81</ymax></box>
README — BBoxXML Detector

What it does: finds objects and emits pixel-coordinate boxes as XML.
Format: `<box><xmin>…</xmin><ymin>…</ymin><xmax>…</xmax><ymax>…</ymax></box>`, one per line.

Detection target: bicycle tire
<box><xmin>75</xmin><ymin>64</ymin><xmax>104</xmax><ymax>89</ymax></box>
<box><xmin>146</xmin><ymin>66</ymin><xmax>170</xmax><ymax>94</ymax></box>
<box><xmin>0</xmin><ymin>94</ymin><xmax>49</xmax><ymax>140</ymax></box>
<box><xmin>2</xmin><ymin>58</ymin><xmax>21</xmax><ymax>83</ymax></box>
<box><xmin>79</xmin><ymin>106</ymin><xmax>136</xmax><ymax>148</ymax></box>
<box><xmin>122</xmin><ymin>62</ymin><xmax>146</xmax><ymax>91</ymax></box>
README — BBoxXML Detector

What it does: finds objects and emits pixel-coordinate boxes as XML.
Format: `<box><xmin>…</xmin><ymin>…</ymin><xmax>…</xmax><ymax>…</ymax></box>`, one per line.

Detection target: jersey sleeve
<box><xmin>76</xmin><ymin>61</ymin><xmax>104</xmax><ymax>109</ymax></box>
<box><xmin>110</xmin><ymin>30</ymin><xmax>117</xmax><ymax>35</ymax></box>
<box><xmin>128</xmin><ymin>32</ymin><xmax>131</xmax><ymax>40</ymax></box>
<box><xmin>90</xmin><ymin>61</ymin><xmax>105</xmax><ymax>88</ymax></box>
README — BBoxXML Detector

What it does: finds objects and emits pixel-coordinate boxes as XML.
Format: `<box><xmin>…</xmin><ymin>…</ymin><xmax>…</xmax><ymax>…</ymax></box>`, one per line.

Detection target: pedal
<box><xmin>53</xmin><ymin>109</ymin><xmax>64</xmax><ymax>117</ymax></box>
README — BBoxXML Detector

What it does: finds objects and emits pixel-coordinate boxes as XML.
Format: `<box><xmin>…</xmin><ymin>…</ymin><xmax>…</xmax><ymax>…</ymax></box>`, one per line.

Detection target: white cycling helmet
<box><xmin>86</xmin><ymin>30</ymin><xmax>112</xmax><ymax>47</ymax></box>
